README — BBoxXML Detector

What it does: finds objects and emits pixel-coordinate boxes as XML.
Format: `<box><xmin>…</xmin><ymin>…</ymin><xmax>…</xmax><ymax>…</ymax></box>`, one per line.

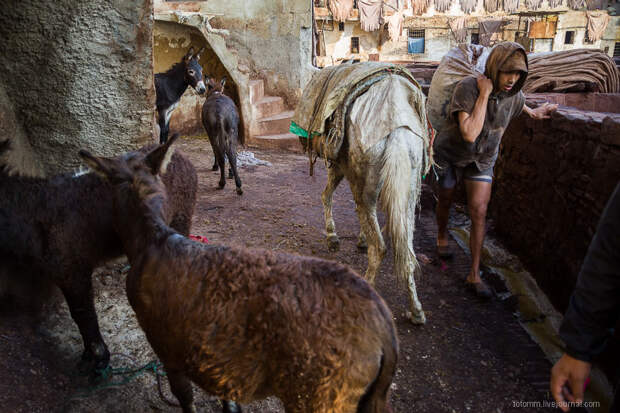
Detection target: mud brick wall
<box><xmin>491</xmin><ymin>105</ymin><xmax>620</xmax><ymax>311</ymax></box>
<box><xmin>0</xmin><ymin>0</ymin><xmax>154</xmax><ymax>175</ymax></box>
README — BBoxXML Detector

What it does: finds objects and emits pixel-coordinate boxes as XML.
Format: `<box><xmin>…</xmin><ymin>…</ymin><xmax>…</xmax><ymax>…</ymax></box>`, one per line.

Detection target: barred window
<box><xmin>564</xmin><ymin>31</ymin><xmax>575</xmax><ymax>44</ymax></box>
<box><xmin>614</xmin><ymin>42</ymin><xmax>620</xmax><ymax>57</ymax></box>
<box><xmin>407</xmin><ymin>29</ymin><xmax>425</xmax><ymax>54</ymax></box>
<box><xmin>408</xmin><ymin>29</ymin><xmax>425</xmax><ymax>38</ymax></box>
<box><xmin>351</xmin><ymin>37</ymin><xmax>360</xmax><ymax>53</ymax></box>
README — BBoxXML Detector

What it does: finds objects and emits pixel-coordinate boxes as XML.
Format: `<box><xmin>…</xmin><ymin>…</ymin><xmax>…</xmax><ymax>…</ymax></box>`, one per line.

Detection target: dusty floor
<box><xmin>0</xmin><ymin>136</ymin><xmax>571</xmax><ymax>412</ymax></box>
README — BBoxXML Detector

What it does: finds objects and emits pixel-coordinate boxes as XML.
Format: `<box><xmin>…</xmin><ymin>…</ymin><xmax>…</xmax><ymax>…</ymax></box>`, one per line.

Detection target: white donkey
<box><xmin>319</xmin><ymin>73</ymin><xmax>430</xmax><ymax>324</ymax></box>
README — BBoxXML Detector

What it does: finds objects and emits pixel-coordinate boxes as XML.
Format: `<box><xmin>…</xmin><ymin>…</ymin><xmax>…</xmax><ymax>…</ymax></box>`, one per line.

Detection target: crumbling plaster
<box><xmin>0</xmin><ymin>0</ymin><xmax>154</xmax><ymax>175</ymax></box>
<box><xmin>154</xmin><ymin>0</ymin><xmax>316</xmax><ymax>141</ymax></box>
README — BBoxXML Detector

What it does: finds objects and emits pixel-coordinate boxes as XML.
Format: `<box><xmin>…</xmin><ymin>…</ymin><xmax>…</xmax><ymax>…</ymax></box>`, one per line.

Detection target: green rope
<box><xmin>68</xmin><ymin>359</ymin><xmax>165</xmax><ymax>400</ymax></box>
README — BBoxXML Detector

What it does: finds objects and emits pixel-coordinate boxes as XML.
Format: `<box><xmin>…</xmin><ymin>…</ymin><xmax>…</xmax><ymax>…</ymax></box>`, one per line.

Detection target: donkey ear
<box><xmin>184</xmin><ymin>47</ymin><xmax>195</xmax><ymax>62</ymax></box>
<box><xmin>145</xmin><ymin>133</ymin><xmax>179</xmax><ymax>175</ymax></box>
<box><xmin>79</xmin><ymin>150</ymin><xmax>131</xmax><ymax>182</ymax></box>
<box><xmin>220</xmin><ymin>76</ymin><xmax>227</xmax><ymax>89</ymax></box>
<box><xmin>195</xmin><ymin>46</ymin><xmax>205</xmax><ymax>60</ymax></box>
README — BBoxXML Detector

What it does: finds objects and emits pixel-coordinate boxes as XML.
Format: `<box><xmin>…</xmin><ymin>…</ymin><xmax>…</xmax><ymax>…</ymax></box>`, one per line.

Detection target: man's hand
<box><xmin>476</xmin><ymin>74</ymin><xmax>493</xmax><ymax>97</ymax></box>
<box><xmin>526</xmin><ymin>102</ymin><xmax>558</xmax><ymax>120</ymax></box>
<box><xmin>550</xmin><ymin>353</ymin><xmax>591</xmax><ymax>412</ymax></box>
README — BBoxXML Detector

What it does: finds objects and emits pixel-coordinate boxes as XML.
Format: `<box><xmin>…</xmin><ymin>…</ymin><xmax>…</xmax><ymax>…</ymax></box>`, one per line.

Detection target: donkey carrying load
<box><xmin>155</xmin><ymin>46</ymin><xmax>206</xmax><ymax>144</ymax></box>
<box><xmin>202</xmin><ymin>76</ymin><xmax>243</xmax><ymax>195</ymax></box>
<box><xmin>79</xmin><ymin>134</ymin><xmax>398</xmax><ymax>413</ymax></box>
<box><xmin>291</xmin><ymin>62</ymin><xmax>432</xmax><ymax>324</ymax></box>
<box><xmin>0</xmin><ymin>140</ymin><xmax>197</xmax><ymax>372</ymax></box>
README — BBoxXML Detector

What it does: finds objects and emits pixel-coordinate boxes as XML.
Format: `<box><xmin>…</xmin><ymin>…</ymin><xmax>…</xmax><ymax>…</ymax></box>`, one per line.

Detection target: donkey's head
<box><xmin>78</xmin><ymin>135</ymin><xmax>179</xmax><ymax>227</ymax></box>
<box><xmin>204</xmin><ymin>76</ymin><xmax>227</xmax><ymax>98</ymax></box>
<box><xmin>183</xmin><ymin>47</ymin><xmax>206</xmax><ymax>94</ymax></box>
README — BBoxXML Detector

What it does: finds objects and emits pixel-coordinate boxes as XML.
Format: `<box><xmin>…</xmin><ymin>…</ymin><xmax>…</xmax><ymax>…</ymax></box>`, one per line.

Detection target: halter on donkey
<box><xmin>155</xmin><ymin>47</ymin><xmax>206</xmax><ymax>144</ymax></box>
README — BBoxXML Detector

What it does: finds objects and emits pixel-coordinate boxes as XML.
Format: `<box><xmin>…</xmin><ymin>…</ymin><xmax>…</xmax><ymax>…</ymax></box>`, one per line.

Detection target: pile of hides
<box><xmin>435</xmin><ymin>0</ymin><xmax>453</xmax><ymax>12</ymax></box>
<box><xmin>523</xmin><ymin>49</ymin><xmax>620</xmax><ymax>93</ymax></box>
<box><xmin>448</xmin><ymin>17</ymin><xmax>468</xmax><ymax>43</ymax></box>
<box><xmin>358</xmin><ymin>0</ymin><xmax>383</xmax><ymax>31</ymax></box>
<box><xmin>504</xmin><ymin>0</ymin><xmax>520</xmax><ymax>13</ymax></box>
<box><xmin>460</xmin><ymin>0</ymin><xmax>478</xmax><ymax>13</ymax></box>
<box><xmin>479</xmin><ymin>20</ymin><xmax>503</xmax><ymax>46</ymax></box>
<box><xmin>484</xmin><ymin>0</ymin><xmax>502</xmax><ymax>13</ymax></box>
<box><xmin>427</xmin><ymin>44</ymin><xmax>491</xmax><ymax>132</ymax></box>
<box><xmin>586</xmin><ymin>11</ymin><xmax>611</xmax><ymax>42</ymax></box>
<box><xmin>290</xmin><ymin>62</ymin><xmax>421</xmax><ymax>161</ymax></box>
<box><xmin>328</xmin><ymin>0</ymin><xmax>354</xmax><ymax>22</ymax></box>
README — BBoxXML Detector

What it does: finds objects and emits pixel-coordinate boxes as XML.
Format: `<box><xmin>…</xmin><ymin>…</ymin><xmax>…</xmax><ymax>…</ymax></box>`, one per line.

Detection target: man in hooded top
<box><xmin>433</xmin><ymin>42</ymin><xmax>557</xmax><ymax>298</ymax></box>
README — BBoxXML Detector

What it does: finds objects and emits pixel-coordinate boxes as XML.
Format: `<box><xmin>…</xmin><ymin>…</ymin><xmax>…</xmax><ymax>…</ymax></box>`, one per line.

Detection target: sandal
<box><xmin>465</xmin><ymin>280</ymin><xmax>493</xmax><ymax>300</ymax></box>
<box><xmin>437</xmin><ymin>244</ymin><xmax>454</xmax><ymax>260</ymax></box>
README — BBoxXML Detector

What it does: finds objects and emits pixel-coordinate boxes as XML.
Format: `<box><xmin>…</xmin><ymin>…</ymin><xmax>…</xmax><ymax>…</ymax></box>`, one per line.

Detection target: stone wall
<box><xmin>491</xmin><ymin>101</ymin><xmax>620</xmax><ymax>310</ymax></box>
<box><xmin>0</xmin><ymin>0</ymin><xmax>154</xmax><ymax>175</ymax></box>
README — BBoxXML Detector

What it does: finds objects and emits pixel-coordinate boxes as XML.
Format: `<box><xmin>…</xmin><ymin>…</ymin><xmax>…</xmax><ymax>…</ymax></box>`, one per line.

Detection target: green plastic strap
<box><xmin>289</xmin><ymin>121</ymin><xmax>308</xmax><ymax>138</ymax></box>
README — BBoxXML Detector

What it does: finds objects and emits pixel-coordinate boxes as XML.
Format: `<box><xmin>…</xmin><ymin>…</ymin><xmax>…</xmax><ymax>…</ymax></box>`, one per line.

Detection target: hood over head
<box><xmin>484</xmin><ymin>42</ymin><xmax>528</xmax><ymax>97</ymax></box>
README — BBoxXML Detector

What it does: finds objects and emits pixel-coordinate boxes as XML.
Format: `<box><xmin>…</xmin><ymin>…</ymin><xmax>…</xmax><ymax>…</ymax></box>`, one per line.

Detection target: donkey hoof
<box><xmin>356</xmin><ymin>241</ymin><xmax>368</xmax><ymax>252</ymax></box>
<box><xmin>326</xmin><ymin>236</ymin><xmax>340</xmax><ymax>252</ymax></box>
<box><xmin>212</xmin><ymin>165</ymin><xmax>219</xmax><ymax>171</ymax></box>
<box><xmin>406</xmin><ymin>310</ymin><xmax>426</xmax><ymax>325</ymax></box>
<box><xmin>217</xmin><ymin>182</ymin><xmax>226</xmax><ymax>189</ymax></box>
<box><xmin>236</xmin><ymin>187</ymin><xmax>243</xmax><ymax>195</ymax></box>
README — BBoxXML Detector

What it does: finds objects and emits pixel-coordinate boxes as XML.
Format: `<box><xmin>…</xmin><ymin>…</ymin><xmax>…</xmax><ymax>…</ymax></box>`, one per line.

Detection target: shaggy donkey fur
<box><xmin>202</xmin><ymin>76</ymin><xmax>243</xmax><ymax>195</ymax></box>
<box><xmin>0</xmin><ymin>140</ymin><xmax>197</xmax><ymax>372</ymax></box>
<box><xmin>80</xmin><ymin>134</ymin><xmax>399</xmax><ymax>413</ymax></box>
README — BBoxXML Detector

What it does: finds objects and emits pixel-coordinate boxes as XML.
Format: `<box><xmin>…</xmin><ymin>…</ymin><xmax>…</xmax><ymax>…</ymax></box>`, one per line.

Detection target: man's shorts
<box><xmin>433</xmin><ymin>162</ymin><xmax>493</xmax><ymax>189</ymax></box>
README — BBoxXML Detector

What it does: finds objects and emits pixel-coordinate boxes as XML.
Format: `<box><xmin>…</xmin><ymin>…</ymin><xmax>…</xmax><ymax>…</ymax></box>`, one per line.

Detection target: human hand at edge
<box><xmin>476</xmin><ymin>74</ymin><xmax>493</xmax><ymax>97</ymax></box>
<box><xmin>550</xmin><ymin>353</ymin><xmax>591</xmax><ymax>412</ymax></box>
<box><xmin>530</xmin><ymin>102</ymin><xmax>559</xmax><ymax>120</ymax></box>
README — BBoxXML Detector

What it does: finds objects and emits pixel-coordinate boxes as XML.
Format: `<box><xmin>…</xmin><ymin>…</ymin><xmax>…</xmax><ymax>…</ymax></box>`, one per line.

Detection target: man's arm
<box><xmin>457</xmin><ymin>75</ymin><xmax>493</xmax><ymax>143</ymax></box>
<box><xmin>523</xmin><ymin>102</ymin><xmax>558</xmax><ymax>120</ymax></box>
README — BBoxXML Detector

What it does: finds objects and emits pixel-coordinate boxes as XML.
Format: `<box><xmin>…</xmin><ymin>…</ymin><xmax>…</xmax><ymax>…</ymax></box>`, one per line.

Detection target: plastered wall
<box><xmin>0</xmin><ymin>0</ymin><xmax>154</xmax><ymax>175</ymax></box>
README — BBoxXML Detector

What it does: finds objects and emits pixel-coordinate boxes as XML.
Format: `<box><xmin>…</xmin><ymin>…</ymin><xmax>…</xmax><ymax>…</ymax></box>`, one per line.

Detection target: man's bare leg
<box><xmin>464</xmin><ymin>179</ymin><xmax>492</xmax><ymax>284</ymax></box>
<box><xmin>436</xmin><ymin>185</ymin><xmax>456</xmax><ymax>250</ymax></box>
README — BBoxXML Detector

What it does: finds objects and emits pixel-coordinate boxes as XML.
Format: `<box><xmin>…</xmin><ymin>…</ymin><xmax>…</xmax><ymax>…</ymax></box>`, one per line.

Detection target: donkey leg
<box><xmin>321</xmin><ymin>166</ymin><xmax>344</xmax><ymax>252</ymax></box>
<box><xmin>158</xmin><ymin>111</ymin><xmax>169</xmax><ymax>145</ymax></box>
<box><xmin>59</xmin><ymin>275</ymin><xmax>110</xmax><ymax>372</ymax></box>
<box><xmin>167</xmin><ymin>370</ymin><xmax>197</xmax><ymax>413</ymax></box>
<box><xmin>222</xmin><ymin>400</ymin><xmax>242</xmax><ymax>413</ymax></box>
<box><xmin>226</xmin><ymin>148</ymin><xmax>243</xmax><ymax>195</ymax></box>
<box><xmin>407</xmin><ymin>267</ymin><xmax>426</xmax><ymax>325</ymax></box>
<box><xmin>215</xmin><ymin>150</ymin><xmax>226</xmax><ymax>189</ymax></box>
<box><xmin>357</xmin><ymin>229</ymin><xmax>368</xmax><ymax>252</ymax></box>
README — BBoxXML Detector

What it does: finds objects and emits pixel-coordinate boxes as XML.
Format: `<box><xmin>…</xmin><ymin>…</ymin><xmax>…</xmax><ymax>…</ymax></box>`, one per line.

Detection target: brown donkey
<box><xmin>79</xmin><ymin>134</ymin><xmax>399</xmax><ymax>413</ymax></box>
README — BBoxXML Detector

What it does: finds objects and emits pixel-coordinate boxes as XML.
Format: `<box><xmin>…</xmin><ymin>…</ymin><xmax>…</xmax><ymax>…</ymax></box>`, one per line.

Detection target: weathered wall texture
<box><xmin>0</xmin><ymin>0</ymin><xmax>154</xmax><ymax>175</ymax></box>
<box><xmin>490</xmin><ymin>103</ymin><xmax>620</xmax><ymax>311</ymax></box>
<box><xmin>153</xmin><ymin>21</ymin><xmax>242</xmax><ymax>140</ymax></box>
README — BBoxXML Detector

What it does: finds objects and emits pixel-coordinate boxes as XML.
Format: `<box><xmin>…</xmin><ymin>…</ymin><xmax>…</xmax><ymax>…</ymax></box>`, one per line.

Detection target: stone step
<box><xmin>255</xmin><ymin>110</ymin><xmax>295</xmax><ymax>136</ymax></box>
<box><xmin>249</xmin><ymin>79</ymin><xmax>264</xmax><ymax>104</ymax></box>
<box><xmin>250</xmin><ymin>132</ymin><xmax>303</xmax><ymax>153</ymax></box>
<box><xmin>254</xmin><ymin>96</ymin><xmax>284</xmax><ymax>119</ymax></box>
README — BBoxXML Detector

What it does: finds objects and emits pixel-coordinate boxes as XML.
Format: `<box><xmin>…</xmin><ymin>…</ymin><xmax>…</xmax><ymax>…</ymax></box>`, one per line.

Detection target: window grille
<box><xmin>351</xmin><ymin>37</ymin><xmax>360</xmax><ymax>53</ymax></box>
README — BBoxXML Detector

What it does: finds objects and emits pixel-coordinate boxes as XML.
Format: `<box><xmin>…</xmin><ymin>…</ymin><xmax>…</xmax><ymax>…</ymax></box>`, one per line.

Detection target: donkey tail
<box><xmin>357</xmin><ymin>302</ymin><xmax>399</xmax><ymax>413</ymax></box>
<box><xmin>378</xmin><ymin>127</ymin><xmax>422</xmax><ymax>286</ymax></box>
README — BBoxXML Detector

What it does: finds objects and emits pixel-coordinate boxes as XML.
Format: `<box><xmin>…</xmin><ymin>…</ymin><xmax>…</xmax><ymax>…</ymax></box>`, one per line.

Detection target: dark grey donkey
<box><xmin>201</xmin><ymin>76</ymin><xmax>243</xmax><ymax>195</ymax></box>
<box><xmin>0</xmin><ymin>139</ymin><xmax>197</xmax><ymax>373</ymax></box>
<box><xmin>155</xmin><ymin>46</ymin><xmax>206</xmax><ymax>144</ymax></box>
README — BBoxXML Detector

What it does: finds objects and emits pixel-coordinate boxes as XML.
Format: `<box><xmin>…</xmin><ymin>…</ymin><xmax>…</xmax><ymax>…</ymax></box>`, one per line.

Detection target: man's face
<box><xmin>497</xmin><ymin>70</ymin><xmax>521</xmax><ymax>93</ymax></box>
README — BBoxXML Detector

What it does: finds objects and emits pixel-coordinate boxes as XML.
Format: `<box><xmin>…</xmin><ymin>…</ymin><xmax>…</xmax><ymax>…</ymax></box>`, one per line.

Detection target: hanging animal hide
<box><xmin>503</xmin><ymin>0</ymin><xmax>520</xmax><ymax>13</ymax></box>
<box><xmin>548</xmin><ymin>0</ymin><xmax>563</xmax><ymax>7</ymax></box>
<box><xmin>567</xmin><ymin>0</ymin><xmax>585</xmax><ymax>9</ymax></box>
<box><xmin>448</xmin><ymin>17</ymin><xmax>468</xmax><ymax>43</ymax></box>
<box><xmin>435</xmin><ymin>0</ymin><xmax>453</xmax><ymax>12</ymax></box>
<box><xmin>479</xmin><ymin>19</ymin><xmax>503</xmax><ymax>46</ymax></box>
<box><xmin>387</xmin><ymin>10</ymin><xmax>404</xmax><ymax>41</ymax></box>
<box><xmin>460</xmin><ymin>0</ymin><xmax>478</xmax><ymax>14</ymax></box>
<box><xmin>586</xmin><ymin>11</ymin><xmax>610</xmax><ymax>42</ymax></box>
<box><xmin>328</xmin><ymin>0</ymin><xmax>354</xmax><ymax>22</ymax></box>
<box><xmin>358</xmin><ymin>0</ymin><xmax>384</xmax><ymax>31</ymax></box>
<box><xmin>484</xmin><ymin>0</ymin><xmax>502</xmax><ymax>13</ymax></box>
<box><xmin>586</xmin><ymin>0</ymin><xmax>607</xmax><ymax>9</ymax></box>
<box><xmin>525</xmin><ymin>0</ymin><xmax>543</xmax><ymax>9</ymax></box>
<box><xmin>411</xmin><ymin>0</ymin><xmax>431</xmax><ymax>14</ymax></box>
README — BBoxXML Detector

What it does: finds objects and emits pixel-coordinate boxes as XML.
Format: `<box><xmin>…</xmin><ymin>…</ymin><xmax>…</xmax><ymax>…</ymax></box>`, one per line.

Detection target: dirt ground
<box><xmin>0</xmin><ymin>136</ymin><xmax>570</xmax><ymax>412</ymax></box>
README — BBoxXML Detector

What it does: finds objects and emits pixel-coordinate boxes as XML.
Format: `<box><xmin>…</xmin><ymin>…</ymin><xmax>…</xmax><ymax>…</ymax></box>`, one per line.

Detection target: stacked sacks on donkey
<box><xmin>201</xmin><ymin>76</ymin><xmax>243</xmax><ymax>195</ymax></box>
<box><xmin>291</xmin><ymin>61</ymin><xmax>432</xmax><ymax>324</ymax></box>
<box><xmin>79</xmin><ymin>134</ymin><xmax>399</xmax><ymax>413</ymax></box>
<box><xmin>0</xmin><ymin>139</ymin><xmax>197</xmax><ymax>372</ymax></box>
